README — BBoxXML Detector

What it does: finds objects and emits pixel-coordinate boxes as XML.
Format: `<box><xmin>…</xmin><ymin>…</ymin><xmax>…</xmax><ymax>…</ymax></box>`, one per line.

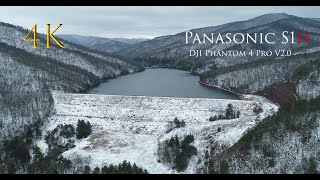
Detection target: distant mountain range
<box><xmin>115</xmin><ymin>13</ymin><xmax>320</xmax><ymax>69</ymax></box>
<box><xmin>115</xmin><ymin>13</ymin><xmax>320</xmax><ymax>98</ymax></box>
<box><xmin>114</xmin><ymin>13</ymin><xmax>320</xmax><ymax>174</ymax></box>
<box><xmin>116</xmin><ymin>13</ymin><xmax>320</xmax><ymax>66</ymax></box>
<box><xmin>58</xmin><ymin>34</ymin><xmax>148</xmax><ymax>53</ymax></box>
<box><xmin>1</xmin><ymin>12</ymin><xmax>320</xmax><ymax>174</ymax></box>
<box><xmin>110</xmin><ymin>38</ymin><xmax>149</xmax><ymax>45</ymax></box>
<box><xmin>310</xmin><ymin>18</ymin><xmax>320</xmax><ymax>21</ymax></box>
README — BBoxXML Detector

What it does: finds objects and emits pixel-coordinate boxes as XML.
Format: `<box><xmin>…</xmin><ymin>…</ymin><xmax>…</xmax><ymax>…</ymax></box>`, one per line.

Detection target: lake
<box><xmin>87</xmin><ymin>68</ymin><xmax>239</xmax><ymax>99</ymax></box>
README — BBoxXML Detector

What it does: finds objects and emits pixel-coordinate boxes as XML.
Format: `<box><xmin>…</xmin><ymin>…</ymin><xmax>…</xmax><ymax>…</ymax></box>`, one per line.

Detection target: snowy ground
<box><xmin>42</xmin><ymin>92</ymin><xmax>278</xmax><ymax>174</ymax></box>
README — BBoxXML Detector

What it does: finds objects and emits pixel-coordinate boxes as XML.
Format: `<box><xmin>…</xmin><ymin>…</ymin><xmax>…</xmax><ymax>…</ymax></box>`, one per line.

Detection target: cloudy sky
<box><xmin>0</xmin><ymin>6</ymin><xmax>319</xmax><ymax>39</ymax></box>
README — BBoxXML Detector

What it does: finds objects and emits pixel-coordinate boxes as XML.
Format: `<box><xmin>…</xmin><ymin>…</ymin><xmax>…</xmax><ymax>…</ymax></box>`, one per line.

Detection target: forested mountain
<box><xmin>115</xmin><ymin>13</ymin><xmax>320</xmax><ymax>173</ymax></box>
<box><xmin>58</xmin><ymin>34</ymin><xmax>147</xmax><ymax>53</ymax></box>
<box><xmin>195</xmin><ymin>59</ymin><xmax>320</xmax><ymax>173</ymax></box>
<box><xmin>116</xmin><ymin>13</ymin><xmax>320</xmax><ymax>72</ymax></box>
<box><xmin>311</xmin><ymin>18</ymin><xmax>320</xmax><ymax>22</ymax></box>
<box><xmin>115</xmin><ymin>13</ymin><xmax>320</xmax><ymax>100</ymax></box>
<box><xmin>110</xmin><ymin>38</ymin><xmax>148</xmax><ymax>45</ymax></box>
<box><xmin>204</xmin><ymin>97</ymin><xmax>320</xmax><ymax>174</ymax></box>
<box><xmin>0</xmin><ymin>21</ymin><xmax>142</xmax><ymax>142</ymax></box>
<box><xmin>0</xmin><ymin>22</ymin><xmax>145</xmax><ymax>173</ymax></box>
<box><xmin>1</xmin><ymin>12</ymin><xmax>320</xmax><ymax>174</ymax></box>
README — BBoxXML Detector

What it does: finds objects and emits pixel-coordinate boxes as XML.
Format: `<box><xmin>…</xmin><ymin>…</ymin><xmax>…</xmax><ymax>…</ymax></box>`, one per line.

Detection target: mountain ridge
<box><xmin>0</xmin><ymin>21</ymin><xmax>142</xmax><ymax>142</ymax></box>
<box><xmin>115</xmin><ymin>13</ymin><xmax>320</xmax><ymax>72</ymax></box>
<box><xmin>1</xmin><ymin>12</ymin><xmax>320</xmax><ymax>174</ymax></box>
<box><xmin>58</xmin><ymin>34</ymin><xmax>148</xmax><ymax>53</ymax></box>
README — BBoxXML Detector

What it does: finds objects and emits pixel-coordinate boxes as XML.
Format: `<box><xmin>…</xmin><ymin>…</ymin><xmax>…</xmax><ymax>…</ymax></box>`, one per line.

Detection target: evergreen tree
<box><xmin>182</xmin><ymin>134</ymin><xmax>194</xmax><ymax>146</ymax></box>
<box><xmin>236</xmin><ymin>111</ymin><xmax>240</xmax><ymax>118</ymax></box>
<box><xmin>3</xmin><ymin>136</ymin><xmax>31</xmax><ymax>169</ymax></box>
<box><xmin>60</xmin><ymin>124</ymin><xmax>75</xmax><ymax>138</ymax></box>
<box><xmin>25</xmin><ymin>126</ymin><xmax>33</xmax><ymax>144</ymax></box>
<box><xmin>205</xmin><ymin>150</ymin><xmax>209</xmax><ymax>159</ymax></box>
<box><xmin>173</xmin><ymin>117</ymin><xmax>180</xmax><ymax>127</ymax></box>
<box><xmin>101</xmin><ymin>166</ymin><xmax>108</xmax><ymax>174</ymax></box>
<box><xmin>35</xmin><ymin>126</ymin><xmax>42</xmax><ymax>137</ymax></box>
<box><xmin>132</xmin><ymin>163</ymin><xmax>138</xmax><ymax>174</ymax></box>
<box><xmin>98</xmin><ymin>161</ymin><xmax>148</xmax><ymax>174</ymax></box>
<box><xmin>109</xmin><ymin>164</ymin><xmax>115</xmax><ymax>174</ymax></box>
<box><xmin>173</xmin><ymin>117</ymin><xmax>186</xmax><ymax>128</ymax></box>
<box><xmin>209</xmin><ymin>116</ymin><xmax>218</xmax><ymax>121</ymax></box>
<box><xmin>162</xmin><ymin>134</ymin><xmax>197</xmax><ymax>172</ymax></box>
<box><xmin>92</xmin><ymin>166</ymin><xmax>100</xmax><ymax>174</ymax></box>
<box><xmin>180</xmin><ymin>120</ymin><xmax>186</xmax><ymax>127</ymax></box>
<box><xmin>76</xmin><ymin>120</ymin><xmax>92</xmax><ymax>139</ymax></box>
<box><xmin>174</xmin><ymin>135</ymin><xmax>180</xmax><ymax>147</ymax></box>
<box><xmin>175</xmin><ymin>152</ymin><xmax>188</xmax><ymax>172</ymax></box>
<box><xmin>8</xmin><ymin>164</ymin><xmax>16</xmax><ymax>174</ymax></box>
<box><xmin>33</xmin><ymin>120</ymin><xmax>42</xmax><ymax>138</ymax></box>
<box><xmin>305</xmin><ymin>157</ymin><xmax>318</xmax><ymax>174</ymax></box>
<box><xmin>220</xmin><ymin>160</ymin><xmax>229</xmax><ymax>174</ymax></box>
<box><xmin>33</xmin><ymin>146</ymin><xmax>43</xmax><ymax>162</ymax></box>
<box><xmin>218</xmin><ymin>114</ymin><xmax>225</xmax><ymax>120</ymax></box>
<box><xmin>84</xmin><ymin>165</ymin><xmax>91</xmax><ymax>174</ymax></box>
<box><xmin>226</xmin><ymin>104</ymin><xmax>235</xmax><ymax>119</ymax></box>
<box><xmin>168</xmin><ymin>137</ymin><xmax>175</xmax><ymax>147</ymax></box>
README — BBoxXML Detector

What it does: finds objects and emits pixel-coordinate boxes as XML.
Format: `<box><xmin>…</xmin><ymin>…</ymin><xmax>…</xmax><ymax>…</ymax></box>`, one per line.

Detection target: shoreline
<box><xmin>83</xmin><ymin>67</ymin><xmax>242</xmax><ymax>100</ymax></box>
<box><xmin>82</xmin><ymin>68</ymin><xmax>146</xmax><ymax>94</ymax></box>
<box><xmin>198</xmin><ymin>80</ymin><xmax>244</xmax><ymax>99</ymax></box>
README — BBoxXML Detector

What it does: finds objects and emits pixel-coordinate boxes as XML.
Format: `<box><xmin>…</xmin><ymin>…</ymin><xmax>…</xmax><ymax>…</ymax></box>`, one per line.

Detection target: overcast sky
<box><xmin>0</xmin><ymin>6</ymin><xmax>319</xmax><ymax>39</ymax></box>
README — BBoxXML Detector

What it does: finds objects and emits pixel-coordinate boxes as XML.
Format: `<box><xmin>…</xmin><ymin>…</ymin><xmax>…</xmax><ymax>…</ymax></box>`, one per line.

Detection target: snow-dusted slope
<box><xmin>58</xmin><ymin>34</ymin><xmax>148</xmax><ymax>53</ymax></box>
<box><xmin>0</xmin><ymin>23</ymin><xmax>138</xmax><ymax>77</ymax></box>
<box><xmin>58</xmin><ymin>34</ymin><xmax>129</xmax><ymax>53</ymax></box>
<box><xmin>295</xmin><ymin>59</ymin><xmax>320</xmax><ymax>99</ymax></box>
<box><xmin>43</xmin><ymin>92</ymin><xmax>278</xmax><ymax>173</ymax></box>
<box><xmin>201</xmin><ymin>54</ymin><xmax>319</xmax><ymax>93</ymax></box>
<box><xmin>116</xmin><ymin>13</ymin><xmax>320</xmax><ymax>69</ymax></box>
<box><xmin>0</xmin><ymin>22</ymin><xmax>141</xmax><ymax>141</ymax></box>
<box><xmin>207</xmin><ymin>101</ymin><xmax>320</xmax><ymax>174</ymax></box>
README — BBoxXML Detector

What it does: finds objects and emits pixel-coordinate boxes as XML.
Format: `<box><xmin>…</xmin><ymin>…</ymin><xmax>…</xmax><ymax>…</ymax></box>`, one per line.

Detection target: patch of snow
<box><xmin>43</xmin><ymin>92</ymin><xmax>278</xmax><ymax>173</ymax></box>
<box><xmin>36</xmin><ymin>138</ymin><xmax>49</xmax><ymax>155</ymax></box>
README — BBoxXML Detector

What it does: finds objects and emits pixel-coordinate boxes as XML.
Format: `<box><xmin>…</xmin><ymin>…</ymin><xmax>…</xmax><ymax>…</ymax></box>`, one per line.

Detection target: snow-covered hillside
<box><xmin>116</xmin><ymin>13</ymin><xmax>320</xmax><ymax>72</ymax></box>
<box><xmin>0</xmin><ymin>23</ymin><xmax>138</xmax><ymax>77</ymax></box>
<box><xmin>207</xmin><ymin>99</ymin><xmax>320</xmax><ymax>174</ymax></box>
<box><xmin>200</xmin><ymin>51</ymin><xmax>320</xmax><ymax>97</ymax></box>
<box><xmin>42</xmin><ymin>92</ymin><xmax>278</xmax><ymax>173</ymax></box>
<box><xmin>296</xmin><ymin>59</ymin><xmax>320</xmax><ymax>99</ymax></box>
<box><xmin>0</xmin><ymin>22</ymin><xmax>142</xmax><ymax>142</ymax></box>
<box><xmin>58</xmin><ymin>34</ymin><xmax>148</xmax><ymax>53</ymax></box>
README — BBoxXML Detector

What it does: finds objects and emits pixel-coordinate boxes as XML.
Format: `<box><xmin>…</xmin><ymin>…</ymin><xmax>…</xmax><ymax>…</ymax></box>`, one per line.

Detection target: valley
<box><xmin>0</xmin><ymin>12</ymin><xmax>320</xmax><ymax>174</ymax></box>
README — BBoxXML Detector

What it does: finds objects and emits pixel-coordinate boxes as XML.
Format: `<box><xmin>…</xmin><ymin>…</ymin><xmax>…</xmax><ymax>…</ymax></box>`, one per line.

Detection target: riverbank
<box><xmin>82</xmin><ymin>67</ymin><xmax>145</xmax><ymax>94</ymax></box>
<box><xmin>198</xmin><ymin>80</ymin><xmax>243</xmax><ymax>97</ymax></box>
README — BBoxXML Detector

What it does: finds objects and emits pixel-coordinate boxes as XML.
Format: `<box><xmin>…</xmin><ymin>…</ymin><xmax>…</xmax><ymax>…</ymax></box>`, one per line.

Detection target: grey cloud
<box><xmin>0</xmin><ymin>6</ymin><xmax>319</xmax><ymax>39</ymax></box>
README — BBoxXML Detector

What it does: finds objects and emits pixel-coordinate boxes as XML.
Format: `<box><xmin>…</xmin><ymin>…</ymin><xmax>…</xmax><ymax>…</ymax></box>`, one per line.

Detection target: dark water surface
<box><xmin>87</xmin><ymin>68</ymin><xmax>239</xmax><ymax>99</ymax></box>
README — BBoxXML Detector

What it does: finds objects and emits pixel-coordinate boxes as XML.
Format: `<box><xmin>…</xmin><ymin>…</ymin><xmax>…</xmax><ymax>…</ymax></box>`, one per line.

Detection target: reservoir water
<box><xmin>87</xmin><ymin>68</ymin><xmax>239</xmax><ymax>99</ymax></box>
